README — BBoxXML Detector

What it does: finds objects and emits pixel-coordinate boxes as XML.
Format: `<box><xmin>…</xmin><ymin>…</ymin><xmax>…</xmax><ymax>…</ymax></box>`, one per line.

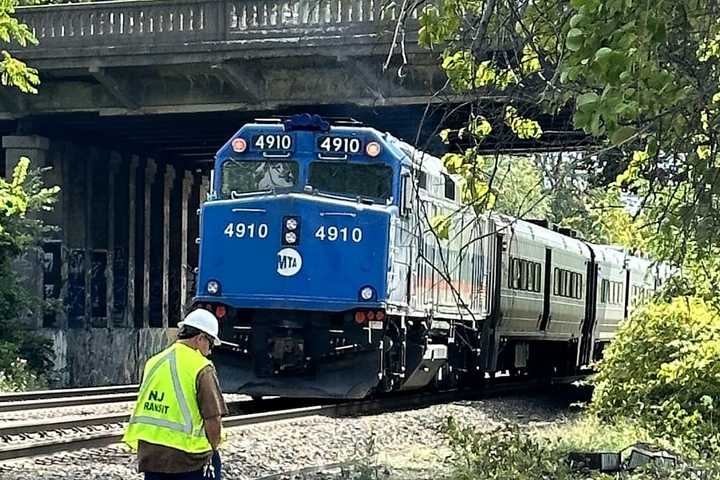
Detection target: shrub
<box><xmin>538</xmin><ymin>415</ymin><xmax>653</xmax><ymax>453</ymax></box>
<box><xmin>443</xmin><ymin>415</ymin><xmax>720</xmax><ymax>480</ymax></box>
<box><xmin>0</xmin><ymin>357</ymin><xmax>46</xmax><ymax>392</ymax></box>
<box><xmin>591</xmin><ymin>296</ymin><xmax>720</xmax><ymax>455</ymax></box>
<box><xmin>443</xmin><ymin>418</ymin><xmax>576</xmax><ymax>480</ymax></box>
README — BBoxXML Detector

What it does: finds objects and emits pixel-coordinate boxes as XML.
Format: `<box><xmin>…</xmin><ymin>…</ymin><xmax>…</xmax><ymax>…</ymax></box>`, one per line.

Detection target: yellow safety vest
<box><xmin>123</xmin><ymin>342</ymin><xmax>213</xmax><ymax>454</ymax></box>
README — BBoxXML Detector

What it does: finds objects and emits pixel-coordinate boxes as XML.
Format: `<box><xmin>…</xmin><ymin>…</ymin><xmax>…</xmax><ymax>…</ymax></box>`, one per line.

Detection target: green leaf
<box><xmin>430</xmin><ymin>214</ymin><xmax>450</xmax><ymax>240</ymax></box>
<box><xmin>570</xmin><ymin>13</ymin><xmax>585</xmax><ymax>28</ymax></box>
<box><xmin>577</xmin><ymin>92</ymin><xmax>600</xmax><ymax>109</ymax></box>
<box><xmin>439</xmin><ymin>129</ymin><xmax>451</xmax><ymax>144</ymax></box>
<box><xmin>566</xmin><ymin>28</ymin><xmax>584</xmax><ymax>51</ymax></box>
<box><xmin>589</xmin><ymin>112</ymin><xmax>603</xmax><ymax>135</ymax></box>
<box><xmin>441</xmin><ymin>153</ymin><xmax>464</xmax><ymax>173</ymax></box>
<box><xmin>610</xmin><ymin>126</ymin><xmax>636</xmax><ymax>145</ymax></box>
<box><xmin>594</xmin><ymin>47</ymin><xmax>613</xmax><ymax>62</ymax></box>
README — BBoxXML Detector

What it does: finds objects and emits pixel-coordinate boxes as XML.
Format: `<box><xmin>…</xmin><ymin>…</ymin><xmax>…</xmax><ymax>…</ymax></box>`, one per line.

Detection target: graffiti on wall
<box><xmin>42</xmin><ymin>241</ymin><xmax>62</xmax><ymax>327</ymax></box>
<box><xmin>68</xmin><ymin>249</ymin><xmax>85</xmax><ymax>327</ymax></box>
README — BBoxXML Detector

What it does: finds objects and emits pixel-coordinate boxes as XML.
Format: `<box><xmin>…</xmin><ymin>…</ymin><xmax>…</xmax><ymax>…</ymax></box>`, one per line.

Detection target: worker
<box><xmin>123</xmin><ymin>309</ymin><xmax>228</xmax><ymax>479</ymax></box>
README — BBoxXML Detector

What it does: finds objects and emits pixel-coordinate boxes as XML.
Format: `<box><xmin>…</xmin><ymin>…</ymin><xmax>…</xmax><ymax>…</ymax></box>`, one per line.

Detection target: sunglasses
<box><xmin>202</xmin><ymin>334</ymin><xmax>215</xmax><ymax>347</ymax></box>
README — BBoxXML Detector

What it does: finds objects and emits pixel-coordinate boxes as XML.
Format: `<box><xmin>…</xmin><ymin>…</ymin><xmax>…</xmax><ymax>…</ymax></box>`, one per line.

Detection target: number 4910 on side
<box><xmin>314</xmin><ymin>225</ymin><xmax>362</xmax><ymax>242</ymax></box>
<box><xmin>224</xmin><ymin>222</ymin><xmax>269</xmax><ymax>239</ymax></box>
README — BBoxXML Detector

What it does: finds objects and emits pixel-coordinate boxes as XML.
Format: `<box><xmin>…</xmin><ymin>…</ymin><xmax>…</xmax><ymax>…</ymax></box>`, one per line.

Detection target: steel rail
<box><xmin>0</xmin><ymin>413</ymin><xmax>129</xmax><ymax>436</ymax></box>
<box><xmin>0</xmin><ymin>385</ymin><xmax>138</xmax><ymax>403</ymax></box>
<box><xmin>0</xmin><ymin>404</ymin><xmax>337</xmax><ymax>462</ymax></box>
<box><xmin>0</xmin><ymin>393</ymin><xmax>138</xmax><ymax>413</ymax></box>
<box><xmin>0</xmin><ymin>398</ymin><xmax>260</xmax><ymax>437</ymax></box>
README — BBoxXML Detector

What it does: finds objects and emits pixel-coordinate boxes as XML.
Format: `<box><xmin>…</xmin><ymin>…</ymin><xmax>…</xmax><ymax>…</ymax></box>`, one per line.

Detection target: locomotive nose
<box><xmin>197</xmin><ymin>195</ymin><xmax>389</xmax><ymax>311</ymax></box>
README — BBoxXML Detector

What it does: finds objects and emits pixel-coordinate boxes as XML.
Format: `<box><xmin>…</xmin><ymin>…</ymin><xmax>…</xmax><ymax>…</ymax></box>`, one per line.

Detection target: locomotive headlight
<box><xmin>231</xmin><ymin>138</ymin><xmax>247</xmax><ymax>153</ymax></box>
<box><xmin>285</xmin><ymin>232</ymin><xmax>297</xmax><ymax>244</ymax></box>
<box><xmin>285</xmin><ymin>218</ymin><xmax>298</xmax><ymax>231</ymax></box>
<box><xmin>360</xmin><ymin>286</ymin><xmax>375</xmax><ymax>301</ymax></box>
<box><xmin>366</xmin><ymin>142</ymin><xmax>381</xmax><ymax>157</ymax></box>
<box><xmin>206</xmin><ymin>280</ymin><xmax>221</xmax><ymax>295</ymax></box>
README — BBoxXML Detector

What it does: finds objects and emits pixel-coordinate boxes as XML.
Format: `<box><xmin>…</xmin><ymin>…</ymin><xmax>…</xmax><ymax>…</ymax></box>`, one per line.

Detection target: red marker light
<box><xmin>375</xmin><ymin>311</ymin><xmax>385</xmax><ymax>321</ymax></box>
<box><xmin>367</xmin><ymin>311</ymin><xmax>375</xmax><ymax>321</ymax></box>
<box><xmin>355</xmin><ymin>311</ymin><xmax>367</xmax><ymax>324</ymax></box>
<box><xmin>232</xmin><ymin>138</ymin><xmax>247</xmax><ymax>153</ymax></box>
<box><xmin>215</xmin><ymin>305</ymin><xmax>226</xmax><ymax>319</ymax></box>
<box><xmin>365</xmin><ymin>142</ymin><xmax>381</xmax><ymax>157</ymax></box>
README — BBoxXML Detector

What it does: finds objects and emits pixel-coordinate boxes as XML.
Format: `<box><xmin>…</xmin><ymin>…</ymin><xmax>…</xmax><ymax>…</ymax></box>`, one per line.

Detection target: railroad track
<box><xmin>0</xmin><ymin>376</ymin><xmax>568</xmax><ymax>462</ymax></box>
<box><xmin>0</xmin><ymin>385</ymin><xmax>139</xmax><ymax>403</ymax></box>
<box><xmin>0</xmin><ymin>385</ymin><xmax>139</xmax><ymax>413</ymax></box>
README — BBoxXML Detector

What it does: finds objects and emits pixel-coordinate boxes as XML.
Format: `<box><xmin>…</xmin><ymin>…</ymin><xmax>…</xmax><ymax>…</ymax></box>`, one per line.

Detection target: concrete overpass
<box><xmin>5</xmin><ymin>0</ymin><xmax>448</xmax><ymax>159</ymax></box>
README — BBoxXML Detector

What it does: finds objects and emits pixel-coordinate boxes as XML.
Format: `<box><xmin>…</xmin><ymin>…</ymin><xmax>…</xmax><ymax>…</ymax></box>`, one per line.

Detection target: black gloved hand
<box><xmin>203</xmin><ymin>450</ymin><xmax>222</xmax><ymax>480</ymax></box>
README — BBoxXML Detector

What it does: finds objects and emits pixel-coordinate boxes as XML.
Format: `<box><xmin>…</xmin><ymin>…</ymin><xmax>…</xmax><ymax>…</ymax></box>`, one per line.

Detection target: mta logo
<box><xmin>278</xmin><ymin>255</ymin><xmax>296</xmax><ymax>269</ymax></box>
<box><xmin>277</xmin><ymin>248</ymin><xmax>302</xmax><ymax>277</ymax></box>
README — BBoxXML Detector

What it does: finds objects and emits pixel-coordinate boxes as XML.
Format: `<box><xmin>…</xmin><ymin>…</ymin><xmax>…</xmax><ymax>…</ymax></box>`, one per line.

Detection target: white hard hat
<box><xmin>178</xmin><ymin>309</ymin><xmax>221</xmax><ymax>346</ymax></box>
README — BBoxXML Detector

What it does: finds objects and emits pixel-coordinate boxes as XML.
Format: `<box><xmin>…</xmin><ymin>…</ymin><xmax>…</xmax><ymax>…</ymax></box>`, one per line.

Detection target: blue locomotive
<box><xmin>194</xmin><ymin>114</ymin><xmax>664</xmax><ymax>399</ymax></box>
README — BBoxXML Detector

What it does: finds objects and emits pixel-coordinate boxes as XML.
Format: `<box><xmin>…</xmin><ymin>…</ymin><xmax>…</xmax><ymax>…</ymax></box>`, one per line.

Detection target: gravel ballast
<box><xmin>0</xmin><ymin>392</ymin><xmax>579</xmax><ymax>480</ymax></box>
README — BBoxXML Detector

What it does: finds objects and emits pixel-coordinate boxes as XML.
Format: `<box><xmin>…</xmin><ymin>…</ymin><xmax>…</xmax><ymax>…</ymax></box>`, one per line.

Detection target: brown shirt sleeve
<box><xmin>196</xmin><ymin>365</ymin><xmax>228</xmax><ymax>419</ymax></box>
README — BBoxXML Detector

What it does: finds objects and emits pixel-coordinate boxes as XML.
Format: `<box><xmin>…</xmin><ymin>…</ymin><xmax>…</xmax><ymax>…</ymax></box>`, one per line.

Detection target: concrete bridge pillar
<box><xmin>2</xmin><ymin>135</ymin><xmax>49</xmax><ymax>179</ymax></box>
<box><xmin>142</xmin><ymin>158</ymin><xmax>157</xmax><ymax>328</ymax></box>
<box><xmin>180</xmin><ymin>172</ymin><xmax>194</xmax><ymax>319</ymax></box>
<box><xmin>2</xmin><ymin>135</ymin><xmax>50</xmax><ymax>329</ymax></box>
<box><xmin>162</xmin><ymin>165</ymin><xmax>175</xmax><ymax>328</ymax></box>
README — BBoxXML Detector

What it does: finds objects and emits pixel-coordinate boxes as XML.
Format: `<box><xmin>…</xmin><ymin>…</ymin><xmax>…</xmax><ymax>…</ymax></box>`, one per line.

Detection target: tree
<box><xmin>0</xmin><ymin>0</ymin><xmax>39</xmax><ymax>93</ymax></box>
<box><xmin>0</xmin><ymin>158</ymin><xmax>57</xmax><ymax>390</ymax></box>
<box><xmin>477</xmin><ymin>152</ymin><xmax>643</xmax><ymax>247</ymax></box>
<box><xmin>402</xmin><ymin>0</ymin><xmax>720</xmax><ymax>275</ymax></box>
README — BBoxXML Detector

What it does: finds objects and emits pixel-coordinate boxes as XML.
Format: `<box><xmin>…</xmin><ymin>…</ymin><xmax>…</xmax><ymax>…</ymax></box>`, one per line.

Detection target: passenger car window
<box><xmin>534</xmin><ymin>264</ymin><xmax>542</xmax><ymax>292</ymax></box>
<box><xmin>512</xmin><ymin>259</ymin><xmax>521</xmax><ymax>288</ymax></box>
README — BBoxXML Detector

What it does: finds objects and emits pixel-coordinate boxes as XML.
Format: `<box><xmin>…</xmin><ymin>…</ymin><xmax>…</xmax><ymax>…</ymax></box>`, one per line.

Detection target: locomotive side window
<box><xmin>401</xmin><ymin>174</ymin><xmax>413</xmax><ymax>216</ymax></box>
<box><xmin>221</xmin><ymin>160</ymin><xmax>298</xmax><ymax>198</ymax></box>
<box><xmin>442</xmin><ymin>173</ymin><xmax>456</xmax><ymax>200</ymax></box>
<box><xmin>417</xmin><ymin>171</ymin><xmax>427</xmax><ymax>189</ymax></box>
<box><xmin>308</xmin><ymin>162</ymin><xmax>393</xmax><ymax>202</ymax></box>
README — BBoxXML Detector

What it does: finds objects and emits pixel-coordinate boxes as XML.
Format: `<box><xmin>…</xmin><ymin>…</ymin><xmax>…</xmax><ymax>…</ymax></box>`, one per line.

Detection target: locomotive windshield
<box><xmin>221</xmin><ymin>160</ymin><xmax>298</xmax><ymax>198</ymax></box>
<box><xmin>308</xmin><ymin>162</ymin><xmax>393</xmax><ymax>202</ymax></box>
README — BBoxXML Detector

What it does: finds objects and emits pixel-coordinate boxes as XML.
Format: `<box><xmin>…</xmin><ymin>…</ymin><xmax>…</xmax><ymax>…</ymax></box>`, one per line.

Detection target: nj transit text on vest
<box><xmin>143</xmin><ymin>389</ymin><xmax>170</xmax><ymax>415</ymax></box>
